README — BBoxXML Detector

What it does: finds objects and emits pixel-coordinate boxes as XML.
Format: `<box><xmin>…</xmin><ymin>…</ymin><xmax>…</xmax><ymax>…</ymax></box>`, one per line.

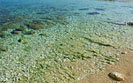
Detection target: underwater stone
<box><xmin>0</xmin><ymin>46</ymin><xmax>8</xmax><ymax>52</ymax></box>
<box><xmin>0</xmin><ymin>27</ymin><xmax>8</xmax><ymax>31</ymax></box>
<box><xmin>78</xmin><ymin>8</ymin><xmax>89</xmax><ymax>10</ymax></box>
<box><xmin>26</xmin><ymin>23</ymin><xmax>44</xmax><ymax>30</ymax></box>
<box><xmin>0</xmin><ymin>39</ymin><xmax>3</xmax><ymax>44</ymax></box>
<box><xmin>61</xmin><ymin>21</ymin><xmax>69</xmax><ymax>25</ymax></box>
<box><xmin>87</xmin><ymin>12</ymin><xmax>100</xmax><ymax>15</ymax></box>
<box><xmin>0</xmin><ymin>32</ymin><xmax>6</xmax><ymax>38</ymax></box>
<box><xmin>55</xmin><ymin>20</ymin><xmax>69</xmax><ymax>25</ymax></box>
<box><xmin>23</xmin><ymin>31</ymin><xmax>35</xmax><ymax>35</ymax></box>
<box><xmin>5</xmin><ymin>24</ymin><xmax>18</xmax><ymax>29</ymax></box>
<box><xmin>11</xmin><ymin>30</ymin><xmax>19</xmax><ymax>34</ymax></box>
<box><xmin>36</xmin><ymin>11</ymin><xmax>49</xmax><ymax>14</ymax></box>
<box><xmin>59</xmin><ymin>9</ymin><xmax>68</xmax><ymax>11</ymax></box>
<box><xmin>0</xmin><ymin>24</ymin><xmax>18</xmax><ymax>32</ymax></box>
<box><xmin>74</xmin><ymin>12</ymin><xmax>80</xmax><ymax>16</ymax></box>
<box><xmin>0</xmin><ymin>14</ymin><xmax>24</xmax><ymax>24</ymax></box>
<box><xmin>15</xmin><ymin>28</ymin><xmax>25</xmax><ymax>31</ymax></box>
<box><xmin>95</xmin><ymin>8</ymin><xmax>105</xmax><ymax>11</ymax></box>
<box><xmin>32</xmin><ymin>20</ymin><xmax>44</xmax><ymax>24</ymax></box>
<box><xmin>44</xmin><ymin>20</ymin><xmax>57</xmax><ymax>25</ymax></box>
<box><xmin>39</xmin><ymin>33</ymin><xmax>48</xmax><ymax>36</ymax></box>
<box><xmin>25</xmin><ymin>20</ymin><xmax>45</xmax><ymax>30</ymax></box>
<box><xmin>40</xmin><ymin>17</ymin><xmax>54</xmax><ymax>20</ymax></box>
<box><xmin>121</xmin><ymin>51</ymin><xmax>127</xmax><ymax>54</ymax></box>
<box><xmin>56</xmin><ymin>15</ymin><xmax>65</xmax><ymax>20</ymax></box>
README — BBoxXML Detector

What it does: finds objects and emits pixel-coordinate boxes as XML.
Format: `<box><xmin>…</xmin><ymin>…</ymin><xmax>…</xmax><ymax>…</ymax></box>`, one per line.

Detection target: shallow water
<box><xmin>0</xmin><ymin>0</ymin><xmax>133</xmax><ymax>82</ymax></box>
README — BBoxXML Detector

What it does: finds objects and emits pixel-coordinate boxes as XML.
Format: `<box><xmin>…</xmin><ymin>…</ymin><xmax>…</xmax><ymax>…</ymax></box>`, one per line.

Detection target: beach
<box><xmin>77</xmin><ymin>48</ymin><xmax>133</xmax><ymax>83</ymax></box>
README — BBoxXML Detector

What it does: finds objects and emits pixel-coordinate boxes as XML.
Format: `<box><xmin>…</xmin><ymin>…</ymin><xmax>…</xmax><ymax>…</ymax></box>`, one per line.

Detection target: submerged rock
<box><xmin>0</xmin><ymin>46</ymin><xmax>8</xmax><ymax>52</ymax></box>
<box><xmin>127</xmin><ymin>22</ymin><xmax>133</xmax><ymax>26</ymax></box>
<box><xmin>0</xmin><ymin>27</ymin><xmax>8</xmax><ymax>31</ymax></box>
<box><xmin>36</xmin><ymin>11</ymin><xmax>48</xmax><ymax>14</ymax></box>
<box><xmin>78</xmin><ymin>8</ymin><xmax>89</xmax><ymax>10</ymax></box>
<box><xmin>74</xmin><ymin>12</ymin><xmax>80</xmax><ymax>16</ymax></box>
<box><xmin>109</xmin><ymin>72</ymin><xmax>125</xmax><ymax>81</ymax></box>
<box><xmin>15</xmin><ymin>28</ymin><xmax>25</xmax><ymax>31</ymax></box>
<box><xmin>95</xmin><ymin>8</ymin><xmax>105</xmax><ymax>11</ymax></box>
<box><xmin>11</xmin><ymin>30</ymin><xmax>19</xmax><ymax>35</ymax></box>
<box><xmin>87</xmin><ymin>12</ymin><xmax>100</xmax><ymax>15</ymax></box>
<box><xmin>0</xmin><ymin>32</ymin><xmax>6</xmax><ymax>38</ymax></box>
<box><xmin>26</xmin><ymin>23</ymin><xmax>44</xmax><ymax>30</ymax></box>
<box><xmin>121</xmin><ymin>51</ymin><xmax>127</xmax><ymax>54</ymax></box>
<box><xmin>23</xmin><ymin>31</ymin><xmax>35</xmax><ymax>35</ymax></box>
<box><xmin>39</xmin><ymin>33</ymin><xmax>48</xmax><ymax>37</ymax></box>
<box><xmin>25</xmin><ymin>20</ymin><xmax>45</xmax><ymax>30</ymax></box>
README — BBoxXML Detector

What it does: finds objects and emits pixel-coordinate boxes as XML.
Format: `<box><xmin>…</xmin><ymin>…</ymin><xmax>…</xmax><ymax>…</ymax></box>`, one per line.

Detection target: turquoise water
<box><xmin>0</xmin><ymin>0</ymin><xmax>133</xmax><ymax>82</ymax></box>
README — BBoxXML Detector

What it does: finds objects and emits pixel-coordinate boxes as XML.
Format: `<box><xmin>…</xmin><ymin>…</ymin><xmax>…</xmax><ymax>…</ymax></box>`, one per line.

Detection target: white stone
<box><xmin>109</xmin><ymin>72</ymin><xmax>125</xmax><ymax>81</ymax></box>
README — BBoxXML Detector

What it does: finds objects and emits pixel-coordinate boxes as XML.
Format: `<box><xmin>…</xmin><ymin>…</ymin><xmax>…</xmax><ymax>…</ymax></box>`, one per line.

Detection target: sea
<box><xmin>0</xmin><ymin>0</ymin><xmax>133</xmax><ymax>82</ymax></box>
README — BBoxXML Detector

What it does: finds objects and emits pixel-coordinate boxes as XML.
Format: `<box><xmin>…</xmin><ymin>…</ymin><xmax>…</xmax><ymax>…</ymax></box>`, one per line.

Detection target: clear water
<box><xmin>0</xmin><ymin>0</ymin><xmax>133</xmax><ymax>82</ymax></box>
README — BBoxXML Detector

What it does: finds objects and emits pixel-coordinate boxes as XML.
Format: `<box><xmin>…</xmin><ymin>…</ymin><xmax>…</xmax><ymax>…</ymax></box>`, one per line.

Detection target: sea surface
<box><xmin>0</xmin><ymin>0</ymin><xmax>133</xmax><ymax>82</ymax></box>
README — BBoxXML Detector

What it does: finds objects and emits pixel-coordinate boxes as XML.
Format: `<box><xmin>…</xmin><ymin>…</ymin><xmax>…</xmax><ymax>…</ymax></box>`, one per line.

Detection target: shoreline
<box><xmin>77</xmin><ymin>48</ymin><xmax>133</xmax><ymax>83</ymax></box>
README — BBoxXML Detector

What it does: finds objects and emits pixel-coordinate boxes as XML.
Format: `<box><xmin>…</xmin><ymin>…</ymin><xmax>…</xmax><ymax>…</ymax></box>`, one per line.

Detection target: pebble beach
<box><xmin>0</xmin><ymin>0</ymin><xmax>133</xmax><ymax>83</ymax></box>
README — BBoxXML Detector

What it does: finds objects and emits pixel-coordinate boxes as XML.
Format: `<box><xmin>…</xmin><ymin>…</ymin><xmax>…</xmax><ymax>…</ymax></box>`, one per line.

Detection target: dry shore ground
<box><xmin>77</xmin><ymin>49</ymin><xmax>133</xmax><ymax>83</ymax></box>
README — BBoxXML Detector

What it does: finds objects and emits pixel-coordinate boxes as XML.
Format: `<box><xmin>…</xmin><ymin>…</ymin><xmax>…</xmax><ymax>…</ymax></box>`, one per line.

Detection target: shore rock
<box><xmin>108</xmin><ymin>72</ymin><xmax>125</xmax><ymax>81</ymax></box>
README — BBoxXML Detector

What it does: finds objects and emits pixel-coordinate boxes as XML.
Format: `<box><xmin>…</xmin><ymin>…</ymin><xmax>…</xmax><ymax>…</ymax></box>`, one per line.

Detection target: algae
<box><xmin>39</xmin><ymin>33</ymin><xmax>48</xmax><ymax>37</ymax></box>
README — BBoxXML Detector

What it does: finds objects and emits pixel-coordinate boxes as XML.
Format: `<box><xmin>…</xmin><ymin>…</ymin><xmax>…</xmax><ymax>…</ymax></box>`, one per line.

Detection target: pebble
<box><xmin>109</xmin><ymin>72</ymin><xmax>125</xmax><ymax>81</ymax></box>
<box><xmin>121</xmin><ymin>51</ymin><xmax>127</xmax><ymax>54</ymax></box>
